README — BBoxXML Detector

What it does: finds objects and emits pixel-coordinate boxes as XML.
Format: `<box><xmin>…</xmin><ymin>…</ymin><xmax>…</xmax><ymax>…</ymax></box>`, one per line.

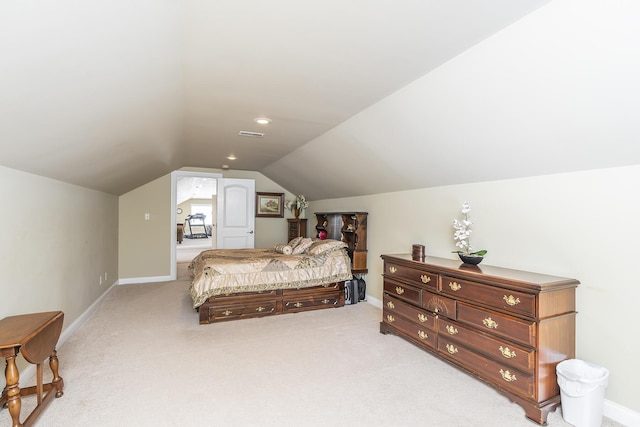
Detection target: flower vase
<box><xmin>294</xmin><ymin>208</ymin><xmax>300</xmax><ymax>219</ymax></box>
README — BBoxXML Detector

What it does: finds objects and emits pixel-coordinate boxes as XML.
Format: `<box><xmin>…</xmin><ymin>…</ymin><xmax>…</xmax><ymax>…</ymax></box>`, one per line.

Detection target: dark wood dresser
<box><xmin>287</xmin><ymin>218</ymin><xmax>307</xmax><ymax>241</ymax></box>
<box><xmin>379</xmin><ymin>254</ymin><xmax>579</xmax><ymax>425</ymax></box>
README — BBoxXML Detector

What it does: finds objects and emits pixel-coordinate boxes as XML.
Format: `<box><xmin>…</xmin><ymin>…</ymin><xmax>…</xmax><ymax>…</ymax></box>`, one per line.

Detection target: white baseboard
<box><xmin>604</xmin><ymin>399</ymin><xmax>640</xmax><ymax>426</ymax></box>
<box><xmin>118</xmin><ymin>275</ymin><xmax>172</xmax><ymax>285</ymax></box>
<box><xmin>366</xmin><ymin>295</ymin><xmax>382</xmax><ymax>308</ymax></box>
<box><xmin>18</xmin><ymin>281</ymin><xmax>117</xmax><ymax>382</ymax></box>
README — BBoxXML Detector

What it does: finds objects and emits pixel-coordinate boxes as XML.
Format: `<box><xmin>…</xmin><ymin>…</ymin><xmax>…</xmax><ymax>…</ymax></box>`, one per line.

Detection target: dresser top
<box><xmin>315</xmin><ymin>211</ymin><xmax>368</xmax><ymax>215</ymax></box>
<box><xmin>381</xmin><ymin>254</ymin><xmax>579</xmax><ymax>291</ymax></box>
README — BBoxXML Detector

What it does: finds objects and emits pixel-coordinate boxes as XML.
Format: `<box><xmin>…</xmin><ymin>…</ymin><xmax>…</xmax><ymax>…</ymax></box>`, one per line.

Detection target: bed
<box><xmin>189</xmin><ymin>238</ymin><xmax>353</xmax><ymax>324</ymax></box>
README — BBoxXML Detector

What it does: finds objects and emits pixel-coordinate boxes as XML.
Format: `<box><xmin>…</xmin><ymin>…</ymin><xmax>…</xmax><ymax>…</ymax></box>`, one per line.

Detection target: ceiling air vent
<box><xmin>238</xmin><ymin>131</ymin><xmax>265</xmax><ymax>138</ymax></box>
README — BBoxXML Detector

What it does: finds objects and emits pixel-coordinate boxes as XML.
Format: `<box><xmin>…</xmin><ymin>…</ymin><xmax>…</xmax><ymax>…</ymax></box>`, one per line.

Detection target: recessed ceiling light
<box><xmin>254</xmin><ymin>117</ymin><xmax>272</xmax><ymax>125</ymax></box>
<box><xmin>221</xmin><ymin>164</ymin><xmax>230</xmax><ymax>170</ymax></box>
<box><xmin>226</xmin><ymin>155</ymin><xmax>237</xmax><ymax>160</ymax></box>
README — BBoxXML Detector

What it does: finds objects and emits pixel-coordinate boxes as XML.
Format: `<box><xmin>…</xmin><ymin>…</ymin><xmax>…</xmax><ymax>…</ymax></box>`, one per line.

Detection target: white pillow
<box><xmin>274</xmin><ymin>244</ymin><xmax>293</xmax><ymax>255</ymax></box>
<box><xmin>291</xmin><ymin>238</ymin><xmax>313</xmax><ymax>254</ymax></box>
<box><xmin>307</xmin><ymin>239</ymin><xmax>348</xmax><ymax>255</ymax></box>
<box><xmin>288</xmin><ymin>236</ymin><xmax>304</xmax><ymax>248</ymax></box>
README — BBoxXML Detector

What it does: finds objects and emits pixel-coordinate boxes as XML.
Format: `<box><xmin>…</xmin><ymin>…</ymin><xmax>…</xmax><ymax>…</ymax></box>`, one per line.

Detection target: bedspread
<box><xmin>189</xmin><ymin>243</ymin><xmax>353</xmax><ymax>308</ymax></box>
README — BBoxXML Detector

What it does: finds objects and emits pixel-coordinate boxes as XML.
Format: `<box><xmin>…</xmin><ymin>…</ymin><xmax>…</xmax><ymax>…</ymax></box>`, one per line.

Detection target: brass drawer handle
<box><xmin>417</xmin><ymin>313</ymin><xmax>428</xmax><ymax>323</ymax></box>
<box><xmin>499</xmin><ymin>369</ymin><xmax>517</xmax><ymax>382</ymax></box>
<box><xmin>256</xmin><ymin>306</ymin><xmax>266</xmax><ymax>312</ymax></box>
<box><xmin>321</xmin><ymin>299</ymin><xmax>330</xmax><ymax>304</ymax></box>
<box><xmin>389</xmin><ymin>266</ymin><xmax>397</xmax><ymax>273</ymax></box>
<box><xmin>222</xmin><ymin>310</ymin><xmax>233</xmax><ymax>316</ymax></box>
<box><xmin>483</xmin><ymin>317</ymin><xmax>498</xmax><ymax>329</ymax></box>
<box><xmin>418</xmin><ymin>330</ymin><xmax>428</xmax><ymax>340</ymax></box>
<box><xmin>294</xmin><ymin>302</ymin><xmax>304</xmax><ymax>308</ymax></box>
<box><xmin>499</xmin><ymin>346</ymin><xmax>516</xmax><ymax>359</ymax></box>
<box><xmin>420</xmin><ymin>275</ymin><xmax>431</xmax><ymax>284</ymax></box>
<box><xmin>445</xmin><ymin>325</ymin><xmax>458</xmax><ymax>335</ymax></box>
<box><xmin>386</xmin><ymin>301</ymin><xmax>395</xmax><ymax>309</ymax></box>
<box><xmin>386</xmin><ymin>314</ymin><xmax>395</xmax><ymax>323</ymax></box>
<box><xmin>449</xmin><ymin>281</ymin><xmax>462</xmax><ymax>291</ymax></box>
<box><xmin>446</xmin><ymin>344</ymin><xmax>458</xmax><ymax>355</ymax></box>
<box><xmin>503</xmin><ymin>295</ymin><xmax>521</xmax><ymax>306</ymax></box>
<box><xmin>395</xmin><ymin>286</ymin><xmax>405</xmax><ymax>295</ymax></box>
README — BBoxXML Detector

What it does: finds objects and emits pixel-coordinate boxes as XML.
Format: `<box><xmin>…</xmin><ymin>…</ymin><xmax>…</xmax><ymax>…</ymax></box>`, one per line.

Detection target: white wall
<box><xmin>0</xmin><ymin>166</ymin><xmax>118</xmax><ymax>387</ymax></box>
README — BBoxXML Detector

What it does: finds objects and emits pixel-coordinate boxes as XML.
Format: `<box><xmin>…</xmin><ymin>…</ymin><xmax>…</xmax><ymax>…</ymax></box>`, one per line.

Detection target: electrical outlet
<box><xmin>99</xmin><ymin>275</ymin><xmax>103</xmax><ymax>285</ymax></box>
<box><xmin>144</xmin><ymin>213</ymin><xmax>150</xmax><ymax>220</ymax></box>
<box><xmin>104</xmin><ymin>272</ymin><xmax>108</xmax><ymax>282</ymax></box>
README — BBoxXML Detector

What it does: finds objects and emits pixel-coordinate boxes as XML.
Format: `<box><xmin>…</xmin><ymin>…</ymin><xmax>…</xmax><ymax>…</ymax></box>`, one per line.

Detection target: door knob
<box><xmin>247</xmin><ymin>230</ymin><xmax>254</xmax><ymax>234</ymax></box>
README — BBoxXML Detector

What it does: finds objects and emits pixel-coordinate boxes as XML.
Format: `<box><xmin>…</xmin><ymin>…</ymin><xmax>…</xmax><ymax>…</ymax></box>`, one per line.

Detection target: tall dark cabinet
<box><xmin>314</xmin><ymin>212</ymin><xmax>368</xmax><ymax>274</ymax></box>
<box><xmin>287</xmin><ymin>218</ymin><xmax>307</xmax><ymax>241</ymax></box>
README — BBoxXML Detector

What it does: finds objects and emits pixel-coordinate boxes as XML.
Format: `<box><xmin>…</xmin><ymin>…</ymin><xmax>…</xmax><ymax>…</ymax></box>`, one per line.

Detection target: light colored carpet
<box><xmin>3</xmin><ymin>265</ymin><xmax>620</xmax><ymax>427</ymax></box>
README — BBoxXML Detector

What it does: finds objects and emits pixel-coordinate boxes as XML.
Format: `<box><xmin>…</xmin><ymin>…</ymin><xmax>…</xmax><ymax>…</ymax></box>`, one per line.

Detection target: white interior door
<box><xmin>216</xmin><ymin>178</ymin><xmax>255</xmax><ymax>249</ymax></box>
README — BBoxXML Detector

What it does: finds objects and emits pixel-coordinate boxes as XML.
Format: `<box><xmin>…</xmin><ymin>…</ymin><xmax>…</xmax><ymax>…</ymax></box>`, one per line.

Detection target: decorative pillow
<box><xmin>288</xmin><ymin>236</ymin><xmax>304</xmax><ymax>249</ymax></box>
<box><xmin>274</xmin><ymin>244</ymin><xmax>293</xmax><ymax>255</ymax></box>
<box><xmin>273</xmin><ymin>243</ymin><xmax>293</xmax><ymax>255</ymax></box>
<box><xmin>308</xmin><ymin>239</ymin><xmax>348</xmax><ymax>255</ymax></box>
<box><xmin>291</xmin><ymin>237</ymin><xmax>313</xmax><ymax>255</ymax></box>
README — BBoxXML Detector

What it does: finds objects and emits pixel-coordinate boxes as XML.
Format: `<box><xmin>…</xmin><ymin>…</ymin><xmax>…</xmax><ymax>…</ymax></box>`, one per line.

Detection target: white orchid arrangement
<box><xmin>452</xmin><ymin>202</ymin><xmax>487</xmax><ymax>257</ymax></box>
<box><xmin>285</xmin><ymin>194</ymin><xmax>309</xmax><ymax>212</ymax></box>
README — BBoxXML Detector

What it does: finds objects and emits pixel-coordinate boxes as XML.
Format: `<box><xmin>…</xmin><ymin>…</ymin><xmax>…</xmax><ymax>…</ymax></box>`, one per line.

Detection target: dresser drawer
<box><xmin>384</xmin><ymin>278</ymin><xmax>421</xmax><ymax>305</ymax></box>
<box><xmin>207</xmin><ymin>301</ymin><xmax>277</xmax><ymax>322</ymax></box>
<box><xmin>383</xmin><ymin>309</ymin><xmax>436</xmax><ymax>349</ymax></box>
<box><xmin>282</xmin><ymin>294</ymin><xmax>341</xmax><ymax>313</ymax></box>
<box><xmin>421</xmin><ymin>290</ymin><xmax>457</xmax><ymax>320</ymax></box>
<box><xmin>457</xmin><ymin>303</ymin><xmax>536</xmax><ymax>347</ymax></box>
<box><xmin>383</xmin><ymin>295</ymin><xmax>435</xmax><ymax>330</ymax></box>
<box><xmin>215</xmin><ymin>289</ymin><xmax>278</xmax><ymax>300</ymax></box>
<box><xmin>282</xmin><ymin>282</ymin><xmax>342</xmax><ymax>296</ymax></box>
<box><xmin>441</xmin><ymin>276</ymin><xmax>536</xmax><ymax>318</ymax></box>
<box><xmin>438</xmin><ymin>338</ymin><xmax>535</xmax><ymax>399</ymax></box>
<box><xmin>438</xmin><ymin>319</ymin><xmax>535</xmax><ymax>373</ymax></box>
<box><xmin>384</xmin><ymin>262</ymin><xmax>437</xmax><ymax>290</ymax></box>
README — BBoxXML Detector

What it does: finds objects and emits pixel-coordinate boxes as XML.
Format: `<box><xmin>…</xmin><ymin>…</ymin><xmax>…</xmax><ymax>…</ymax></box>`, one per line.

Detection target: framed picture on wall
<box><xmin>256</xmin><ymin>192</ymin><xmax>284</xmax><ymax>218</ymax></box>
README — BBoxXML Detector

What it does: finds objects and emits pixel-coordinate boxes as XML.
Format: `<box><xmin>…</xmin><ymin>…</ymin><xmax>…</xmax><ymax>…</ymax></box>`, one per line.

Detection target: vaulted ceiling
<box><xmin>1</xmin><ymin>1</ymin><xmax>570</xmax><ymax>198</ymax></box>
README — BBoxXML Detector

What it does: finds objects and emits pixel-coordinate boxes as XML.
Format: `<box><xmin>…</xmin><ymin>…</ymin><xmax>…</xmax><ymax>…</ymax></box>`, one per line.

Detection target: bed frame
<box><xmin>198</xmin><ymin>281</ymin><xmax>345</xmax><ymax>324</ymax></box>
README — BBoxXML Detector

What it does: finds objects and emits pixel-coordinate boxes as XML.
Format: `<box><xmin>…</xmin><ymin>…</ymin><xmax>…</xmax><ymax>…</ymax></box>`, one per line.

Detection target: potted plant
<box><xmin>452</xmin><ymin>202</ymin><xmax>487</xmax><ymax>265</ymax></box>
<box><xmin>285</xmin><ymin>194</ymin><xmax>309</xmax><ymax>218</ymax></box>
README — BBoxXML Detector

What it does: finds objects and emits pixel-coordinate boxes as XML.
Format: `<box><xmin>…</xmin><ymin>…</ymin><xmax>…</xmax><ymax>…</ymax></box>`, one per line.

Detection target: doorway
<box><xmin>170</xmin><ymin>171</ymin><xmax>222</xmax><ymax>278</ymax></box>
<box><xmin>169</xmin><ymin>171</ymin><xmax>256</xmax><ymax>280</ymax></box>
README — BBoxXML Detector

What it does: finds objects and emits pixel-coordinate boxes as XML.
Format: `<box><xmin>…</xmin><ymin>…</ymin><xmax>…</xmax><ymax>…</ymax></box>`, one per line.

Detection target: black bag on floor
<box><xmin>344</xmin><ymin>279</ymin><xmax>358</xmax><ymax>304</ymax></box>
<box><xmin>357</xmin><ymin>277</ymin><xmax>366</xmax><ymax>301</ymax></box>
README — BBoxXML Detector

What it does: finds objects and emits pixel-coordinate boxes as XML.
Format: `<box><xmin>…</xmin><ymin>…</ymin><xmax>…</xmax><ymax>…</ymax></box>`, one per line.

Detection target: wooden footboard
<box><xmin>198</xmin><ymin>282</ymin><xmax>345</xmax><ymax>324</ymax></box>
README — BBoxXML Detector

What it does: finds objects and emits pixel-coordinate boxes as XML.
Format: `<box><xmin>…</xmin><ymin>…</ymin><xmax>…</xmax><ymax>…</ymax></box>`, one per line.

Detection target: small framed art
<box><xmin>255</xmin><ymin>192</ymin><xmax>284</xmax><ymax>218</ymax></box>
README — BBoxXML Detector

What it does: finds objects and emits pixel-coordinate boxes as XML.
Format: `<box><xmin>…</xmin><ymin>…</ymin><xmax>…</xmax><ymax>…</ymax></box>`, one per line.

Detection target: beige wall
<box><xmin>118</xmin><ymin>174</ymin><xmax>171</xmax><ymax>279</ymax></box>
<box><xmin>118</xmin><ymin>168</ymin><xmax>299</xmax><ymax>280</ymax></box>
<box><xmin>310</xmin><ymin>165</ymin><xmax>640</xmax><ymax>414</ymax></box>
<box><xmin>0</xmin><ymin>166</ymin><xmax>118</xmax><ymax>386</ymax></box>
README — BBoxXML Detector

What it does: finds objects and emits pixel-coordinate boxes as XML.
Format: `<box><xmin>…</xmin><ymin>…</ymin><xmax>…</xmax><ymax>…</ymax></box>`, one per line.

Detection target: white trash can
<box><xmin>556</xmin><ymin>359</ymin><xmax>609</xmax><ymax>427</ymax></box>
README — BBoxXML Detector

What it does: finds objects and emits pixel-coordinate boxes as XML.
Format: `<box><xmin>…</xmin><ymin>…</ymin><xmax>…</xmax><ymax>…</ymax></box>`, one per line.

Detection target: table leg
<box><xmin>4</xmin><ymin>355</ymin><xmax>22</xmax><ymax>427</ymax></box>
<box><xmin>49</xmin><ymin>350</ymin><xmax>64</xmax><ymax>398</ymax></box>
